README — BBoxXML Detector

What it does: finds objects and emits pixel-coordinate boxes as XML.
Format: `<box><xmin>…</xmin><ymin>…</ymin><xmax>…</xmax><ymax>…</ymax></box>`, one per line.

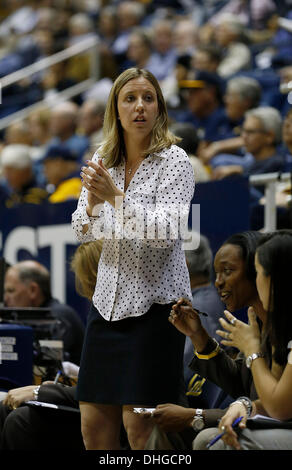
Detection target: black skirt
<box><xmin>76</xmin><ymin>302</ymin><xmax>185</xmax><ymax>406</ymax></box>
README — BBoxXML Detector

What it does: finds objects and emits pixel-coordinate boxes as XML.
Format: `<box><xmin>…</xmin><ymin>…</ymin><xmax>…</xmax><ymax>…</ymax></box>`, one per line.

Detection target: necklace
<box><xmin>126</xmin><ymin>159</ymin><xmax>143</xmax><ymax>176</ymax></box>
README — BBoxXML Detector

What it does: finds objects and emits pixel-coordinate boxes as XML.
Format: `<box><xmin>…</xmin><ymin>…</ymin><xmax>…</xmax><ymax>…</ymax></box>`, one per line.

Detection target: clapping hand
<box><xmin>81</xmin><ymin>158</ymin><xmax>124</xmax><ymax>211</ymax></box>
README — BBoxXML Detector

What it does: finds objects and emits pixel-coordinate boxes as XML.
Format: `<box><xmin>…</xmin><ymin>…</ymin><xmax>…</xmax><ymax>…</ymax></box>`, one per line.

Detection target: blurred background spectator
<box><xmin>0</xmin><ymin>143</ymin><xmax>48</xmax><ymax>208</ymax></box>
<box><xmin>41</xmin><ymin>144</ymin><xmax>82</xmax><ymax>203</ymax></box>
<box><xmin>47</xmin><ymin>101</ymin><xmax>89</xmax><ymax>163</ymax></box>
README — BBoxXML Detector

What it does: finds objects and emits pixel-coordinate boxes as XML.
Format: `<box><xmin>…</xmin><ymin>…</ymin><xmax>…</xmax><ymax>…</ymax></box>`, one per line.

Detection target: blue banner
<box><xmin>0</xmin><ymin>200</ymin><xmax>90</xmax><ymax>324</ymax></box>
<box><xmin>0</xmin><ymin>177</ymin><xmax>250</xmax><ymax>324</ymax></box>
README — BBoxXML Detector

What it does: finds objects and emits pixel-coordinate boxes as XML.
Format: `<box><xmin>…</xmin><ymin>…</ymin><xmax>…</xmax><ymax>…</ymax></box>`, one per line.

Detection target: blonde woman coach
<box><xmin>72</xmin><ymin>68</ymin><xmax>195</xmax><ymax>450</ymax></box>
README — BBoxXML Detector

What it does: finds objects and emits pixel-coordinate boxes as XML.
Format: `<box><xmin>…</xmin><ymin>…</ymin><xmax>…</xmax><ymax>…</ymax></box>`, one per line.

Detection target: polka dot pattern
<box><xmin>72</xmin><ymin>145</ymin><xmax>195</xmax><ymax>321</ymax></box>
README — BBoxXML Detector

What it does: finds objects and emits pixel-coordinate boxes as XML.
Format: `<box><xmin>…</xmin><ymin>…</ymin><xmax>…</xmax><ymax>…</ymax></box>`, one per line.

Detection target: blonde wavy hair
<box><xmin>97</xmin><ymin>68</ymin><xmax>180</xmax><ymax>168</ymax></box>
<box><xmin>70</xmin><ymin>240</ymin><xmax>103</xmax><ymax>300</ymax></box>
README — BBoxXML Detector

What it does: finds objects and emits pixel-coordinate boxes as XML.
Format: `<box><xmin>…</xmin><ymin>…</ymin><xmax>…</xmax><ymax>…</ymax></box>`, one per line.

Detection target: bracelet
<box><xmin>33</xmin><ymin>385</ymin><xmax>41</xmax><ymax>401</ymax></box>
<box><xmin>229</xmin><ymin>396</ymin><xmax>252</xmax><ymax>417</ymax></box>
<box><xmin>194</xmin><ymin>339</ymin><xmax>221</xmax><ymax>360</ymax></box>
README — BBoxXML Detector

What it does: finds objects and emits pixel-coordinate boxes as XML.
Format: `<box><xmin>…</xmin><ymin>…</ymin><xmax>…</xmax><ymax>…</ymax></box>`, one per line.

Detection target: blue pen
<box><xmin>206</xmin><ymin>416</ymin><xmax>243</xmax><ymax>449</ymax></box>
<box><xmin>54</xmin><ymin>370</ymin><xmax>62</xmax><ymax>384</ymax></box>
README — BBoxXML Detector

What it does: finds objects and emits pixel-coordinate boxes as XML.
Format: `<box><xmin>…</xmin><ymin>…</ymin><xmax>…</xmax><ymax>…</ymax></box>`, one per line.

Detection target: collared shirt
<box><xmin>72</xmin><ymin>145</ymin><xmax>195</xmax><ymax>321</ymax></box>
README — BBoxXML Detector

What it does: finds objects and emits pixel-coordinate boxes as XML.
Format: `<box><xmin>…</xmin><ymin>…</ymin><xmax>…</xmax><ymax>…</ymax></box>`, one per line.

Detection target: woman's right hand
<box><xmin>3</xmin><ymin>385</ymin><xmax>36</xmax><ymax>409</ymax></box>
<box><xmin>218</xmin><ymin>402</ymin><xmax>247</xmax><ymax>450</ymax></box>
<box><xmin>81</xmin><ymin>159</ymin><xmax>105</xmax><ymax>215</ymax></box>
<box><xmin>169</xmin><ymin>298</ymin><xmax>203</xmax><ymax>337</ymax></box>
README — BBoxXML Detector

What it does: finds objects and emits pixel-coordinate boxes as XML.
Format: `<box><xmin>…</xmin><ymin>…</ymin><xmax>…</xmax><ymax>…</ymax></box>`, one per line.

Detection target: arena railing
<box><xmin>0</xmin><ymin>35</ymin><xmax>100</xmax><ymax>130</ymax></box>
<box><xmin>249</xmin><ymin>172</ymin><xmax>291</xmax><ymax>231</ymax></box>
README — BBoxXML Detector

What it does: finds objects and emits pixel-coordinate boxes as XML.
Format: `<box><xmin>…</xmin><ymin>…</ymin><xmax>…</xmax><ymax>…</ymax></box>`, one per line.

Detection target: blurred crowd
<box><xmin>1</xmin><ymin>0</ymin><xmax>292</xmax><ymax>228</ymax></box>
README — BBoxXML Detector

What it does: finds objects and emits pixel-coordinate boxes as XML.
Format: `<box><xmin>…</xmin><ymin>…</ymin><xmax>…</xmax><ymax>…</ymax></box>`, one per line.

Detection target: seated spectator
<box><xmin>199</xmin><ymin>75</ymin><xmax>262</xmax><ymax>164</ymax></box>
<box><xmin>78</xmin><ymin>99</ymin><xmax>106</xmax><ymax>155</ymax></box>
<box><xmin>170</xmin><ymin>122</ymin><xmax>210</xmax><ymax>182</ymax></box>
<box><xmin>41</xmin><ymin>144</ymin><xmax>82</xmax><ymax>203</ymax></box>
<box><xmin>67</xmin><ymin>12</ymin><xmax>96</xmax><ymax>47</ymax></box>
<box><xmin>257</xmin><ymin>108</ymin><xmax>292</xmax><ymax>227</ymax></box>
<box><xmin>27</xmin><ymin>108</ymin><xmax>52</xmax><ymax>151</ymax></box>
<box><xmin>144</xmin><ymin>231</ymin><xmax>265</xmax><ymax>450</ymax></box>
<box><xmin>173</xmin><ymin>18</ymin><xmax>198</xmax><ymax>57</ymax></box>
<box><xmin>192</xmin><ymin>44</ymin><xmax>222</xmax><ymax>74</ymax></box>
<box><xmin>4</xmin><ymin>259</ymin><xmax>85</xmax><ymax>366</ymax></box>
<box><xmin>47</xmin><ymin>101</ymin><xmax>89</xmax><ymax>162</ymax></box>
<box><xmin>276</xmin><ymin>65</ymin><xmax>292</xmax><ymax>117</ymax></box>
<box><xmin>41</xmin><ymin>61</ymin><xmax>80</xmax><ymax>105</ymax></box>
<box><xmin>280</xmin><ymin>107</ymin><xmax>292</xmax><ymax>169</ymax></box>
<box><xmin>0</xmin><ymin>240</ymin><xmax>103</xmax><ymax>451</ymax></box>
<box><xmin>184</xmin><ymin>234</ymin><xmax>225</xmax><ymax>345</ymax></box>
<box><xmin>211</xmin><ymin>106</ymin><xmax>284</xmax><ymax>181</ymax></box>
<box><xmin>178</xmin><ymin>70</ymin><xmax>228</xmax><ymax>144</ymax></box>
<box><xmin>97</xmin><ymin>5</ymin><xmax>117</xmax><ymax>48</ymax></box>
<box><xmin>193</xmin><ymin>230</ymin><xmax>292</xmax><ymax>451</ymax></box>
<box><xmin>111</xmin><ymin>1</ymin><xmax>145</xmax><ymax>68</ymax></box>
<box><xmin>0</xmin><ymin>0</ymin><xmax>40</xmax><ymax>37</ymax></box>
<box><xmin>66</xmin><ymin>13</ymin><xmax>98</xmax><ymax>83</ymax></box>
<box><xmin>162</xmin><ymin>54</ymin><xmax>192</xmax><ymax>112</ymax></box>
<box><xmin>97</xmin><ymin>5</ymin><xmax>118</xmax><ymax>80</ymax></box>
<box><xmin>2</xmin><ymin>118</ymin><xmax>47</xmax><ymax>165</ymax></box>
<box><xmin>4</xmin><ymin>120</ymin><xmax>33</xmax><ymax>148</ymax></box>
<box><xmin>214</xmin><ymin>13</ymin><xmax>252</xmax><ymax>78</ymax></box>
<box><xmin>124</xmin><ymin>28</ymin><xmax>152</xmax><ymax>71</ymax></box>
<box><xmin>209</xmin><ymin>0</ymin><xmax>276</xmax><ymax>33</ymax></box>
<box><xmin>0</xmin><ymin>144</ymin><xmax>48</xmax><ymax>208</ymax></box>
<box><xmin>0</xmin><ymin>384</ymin><xmax>83</xmax><ymax>450</ymax></box>
<box><xmin>146</xmin><ymin>19</ymin><xmax>177</xmax><ymax>82</ymax></box>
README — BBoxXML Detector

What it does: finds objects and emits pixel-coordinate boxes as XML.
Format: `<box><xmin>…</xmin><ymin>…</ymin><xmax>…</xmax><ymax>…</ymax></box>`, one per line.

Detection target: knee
<box><xmin>80</xmin><ymin>408</ymin><xmax>121</xmax><ymax>450</ymax></box>
<box><xmin>2</xmin><ymin>409</ymin><xmax>25</xmax><ymax>450</ymax></box>
<box><xmin>192</xmin><ymin>428</ymin><xmax>218</xmax><ymax>450</ymax></box>
<box><xmin>80</xmin><ymin>420</ymin><xmax>99</xmax><ymax>450</ymax></box>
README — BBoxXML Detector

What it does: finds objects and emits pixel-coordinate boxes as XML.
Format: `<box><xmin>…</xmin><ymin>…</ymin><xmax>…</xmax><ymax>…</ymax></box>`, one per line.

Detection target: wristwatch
<box><xmin>245</xmin><ymin>352</ymin><xmax>264</xmax><ymax>368</ymax></box>
<box><xmin>33</xmin><ymin>385</ymin><xmax>41</xmax><ymax>401</ymax></box>
<box><xmin>191</xmin><ymin>409</ymin><xmax>205</xmax><ymax>431</ymax></box>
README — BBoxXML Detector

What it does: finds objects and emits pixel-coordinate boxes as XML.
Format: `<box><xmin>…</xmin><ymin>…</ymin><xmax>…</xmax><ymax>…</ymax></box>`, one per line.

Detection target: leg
<box><xmin>238</xmin><ymin>428</ymin><xmax>292</xmax><ymax>450</ymax></box>
<box><xmin>122</xmin><ymin>405</ymin><xmax>155</xmax><ymax>450</ymax></box>
<box><xmin>79</xmin><ymin>401</ymin><xmax>122</xmax><ymax>450</ymax></box>
<box><xmin>192</xmin><ymin>427</ymin><xmax>229</xmax><ymax>450</ymax></box>
<box><xmin>144</xmin><ymin>425</ymin><xmax>177</xmax><ymax>450</ymax></box>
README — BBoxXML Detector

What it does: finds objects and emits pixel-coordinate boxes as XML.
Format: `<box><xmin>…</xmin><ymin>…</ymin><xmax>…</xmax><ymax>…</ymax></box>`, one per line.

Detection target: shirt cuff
<box><xmin>193</xmin><ymin>338</ymin><xmax>221</xmax><ymax>360</ymax></box>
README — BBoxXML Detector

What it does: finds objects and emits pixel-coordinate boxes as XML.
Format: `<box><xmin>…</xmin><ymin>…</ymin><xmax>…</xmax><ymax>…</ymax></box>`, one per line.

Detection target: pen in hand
<box><xmin>206</xmin><ymin>416</ymin><xmax>243</xmax><ymax>449</ymax></box>
<box><xmin>170</xmin><ymin>301</ymin><xmax>208</xmax><ymax>317</ymax></box>
<box><xmin>54</xmin><ymin>370</ymin><xmax>62</xmax><ymax>385</ymax></box>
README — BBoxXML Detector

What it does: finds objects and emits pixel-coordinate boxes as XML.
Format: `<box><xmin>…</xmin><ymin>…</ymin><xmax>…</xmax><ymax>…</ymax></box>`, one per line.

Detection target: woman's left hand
<box><xmin>216</xmin><ymin>307</ymin><xmax>261</xmax><ymax>357</ymax></box>
<box><xmin>81</xmin><ymin>159</ymin><xmax>125</xmax><ymax>208</ymax></box>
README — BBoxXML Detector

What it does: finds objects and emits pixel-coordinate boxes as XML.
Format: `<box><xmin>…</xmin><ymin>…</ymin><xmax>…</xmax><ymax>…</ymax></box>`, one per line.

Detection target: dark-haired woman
<box><xmin>144</xmin><ymin>231</ymin><xmax>267</xmax><ymax>450</ymax></box>
<box><xmin>193</xmin><ymin>230</ymin><xmax>292</xmax><ymax>450</ymax></box>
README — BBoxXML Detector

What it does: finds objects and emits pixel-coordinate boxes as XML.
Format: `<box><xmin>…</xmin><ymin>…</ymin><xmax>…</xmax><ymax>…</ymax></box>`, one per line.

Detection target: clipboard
<box><xmin>24</xmin><ymin>400</ymin><xmax>80</xmax><ymax>414</ymax></box>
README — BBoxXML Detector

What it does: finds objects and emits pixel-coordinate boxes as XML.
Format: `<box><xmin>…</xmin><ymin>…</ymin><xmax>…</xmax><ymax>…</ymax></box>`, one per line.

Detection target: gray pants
<box><xmin>192</xmin><ymin>427</ymin><xmax>292</xmax><ymax>450</ymax></box>
<box><xmin>145</xmin><ymin>425</ymin><xmax>193</xmax><ymax>450</ymax></box>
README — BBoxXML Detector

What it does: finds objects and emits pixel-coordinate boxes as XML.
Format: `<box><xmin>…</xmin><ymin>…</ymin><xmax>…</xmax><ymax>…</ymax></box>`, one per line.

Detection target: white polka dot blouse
<box><xmin>72</xmin><ymin>145</ymin><xmax>195</xmax><ymax>321</ymax></box>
